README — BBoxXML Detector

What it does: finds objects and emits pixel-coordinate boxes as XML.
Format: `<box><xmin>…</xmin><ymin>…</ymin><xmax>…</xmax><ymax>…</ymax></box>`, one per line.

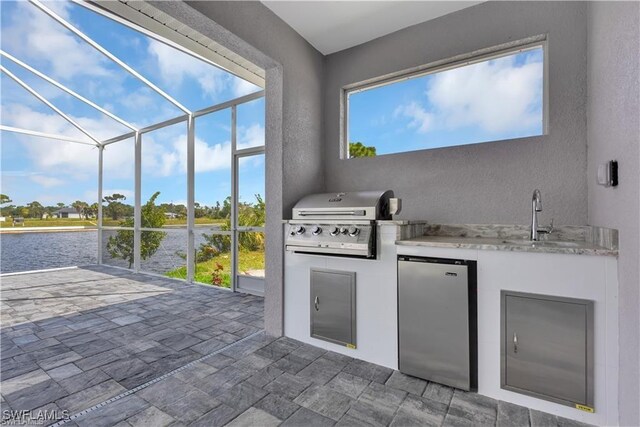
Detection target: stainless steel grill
<box><xmin>286</xmin><ymin>190</ymin><xmax>395</xmax><ymax>258</ymax></box>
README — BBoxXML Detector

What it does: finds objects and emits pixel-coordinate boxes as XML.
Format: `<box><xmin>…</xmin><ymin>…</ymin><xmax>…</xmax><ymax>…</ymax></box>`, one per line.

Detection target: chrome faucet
<box><xmin>530</xmin><ymin>189</ymin><xmax>553</xmax><ymax>241</ymax></box>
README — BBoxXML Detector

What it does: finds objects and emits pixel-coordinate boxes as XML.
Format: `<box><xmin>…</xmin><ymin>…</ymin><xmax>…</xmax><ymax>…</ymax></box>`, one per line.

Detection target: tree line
<box><xmin>0</xmin><ymin>194</ymin><xmax>99</xmax><ymax>219</ymax></box>
<box><xmin>0</xmin><ymin>193</ymin><xmax>243</xmax><ymax>221</ymax></box>
<box><xmin>101</xmin><ymin>193</ymin><xmax>237</xmax><ymax>221</ymax></box>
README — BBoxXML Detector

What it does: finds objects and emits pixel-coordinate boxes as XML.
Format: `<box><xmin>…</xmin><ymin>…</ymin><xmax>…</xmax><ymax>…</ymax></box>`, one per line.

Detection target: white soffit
<box><xmin>262</xmin><ymin>1</ymin><xmax>483</xmax><ymax>55</ymax></box>
<box><xmin>89</xmin><ymin>0</ymin><xmax>265</xmax><ymax>87</ymax></box>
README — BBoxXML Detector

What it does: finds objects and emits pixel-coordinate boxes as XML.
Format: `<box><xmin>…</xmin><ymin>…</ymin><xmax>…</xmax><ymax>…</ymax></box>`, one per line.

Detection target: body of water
<box><xmin>1</xmin><ymin>231</ymin><xmax>99</xmax><ymax>273</ymax></box>
<box><xmin>1</xmin><ymin>229</ymin><xmax>198</xmax><ymax>274</ymax></box>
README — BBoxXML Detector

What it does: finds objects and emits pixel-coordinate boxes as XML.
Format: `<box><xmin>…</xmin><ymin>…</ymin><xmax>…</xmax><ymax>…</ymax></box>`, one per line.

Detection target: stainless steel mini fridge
<box><xmin>398</xmin><ymin>256</ymin><xmax>477</xmax><ymax>390</ymax></box>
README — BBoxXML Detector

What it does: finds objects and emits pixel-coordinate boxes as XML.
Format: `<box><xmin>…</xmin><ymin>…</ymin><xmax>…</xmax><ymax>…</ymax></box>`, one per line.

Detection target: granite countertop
<box><xmin>396</xmin><ymin>224</ymin><xmax>618</xmax><ymax>257</ymax></box>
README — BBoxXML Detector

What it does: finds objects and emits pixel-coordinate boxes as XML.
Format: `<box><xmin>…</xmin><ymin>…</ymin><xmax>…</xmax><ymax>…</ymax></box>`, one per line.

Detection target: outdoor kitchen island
<box><xmin>284</xmin><ymin>220</ymin><xmax>619</xmax><ymax>426</ymax></box>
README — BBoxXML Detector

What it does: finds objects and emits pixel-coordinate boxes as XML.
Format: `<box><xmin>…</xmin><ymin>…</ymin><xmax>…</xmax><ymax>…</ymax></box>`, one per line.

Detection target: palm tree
<box><xmin>72</xmin><ymin>201</ymin><xmax>89</xmax><ymax>219</ymax></box>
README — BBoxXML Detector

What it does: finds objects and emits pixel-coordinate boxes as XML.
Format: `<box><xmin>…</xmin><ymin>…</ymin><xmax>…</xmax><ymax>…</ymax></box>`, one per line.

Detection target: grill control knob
<box><xmin>329</xmin><ymin>226</ymin><xmax>340</xmax><ymax>236</ymax></box>
<box><xmin>294</xmin><ymin>225</ymin><xmax>306</xmax><ymax>235</ymax></box>
<box><xmin>312</xmin><ymin>226</ymin><xmax>322</xmax><ymax>235</ymax></box>
<box><xmin>348</xmin><ymin>226</ymin><xmax>360</xmax><ymax>237</ymax></box>
<box><xmin>340</xmin><ymin>227</ymin><xmax>348</xmax><ymax>235</ymax></box>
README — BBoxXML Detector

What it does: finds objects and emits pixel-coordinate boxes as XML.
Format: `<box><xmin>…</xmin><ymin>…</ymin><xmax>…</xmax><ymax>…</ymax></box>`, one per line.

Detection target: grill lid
<box><xmin>292</xmin><ymin>190</ymin><xmax>394</xmax><ymax>220</ymax></box>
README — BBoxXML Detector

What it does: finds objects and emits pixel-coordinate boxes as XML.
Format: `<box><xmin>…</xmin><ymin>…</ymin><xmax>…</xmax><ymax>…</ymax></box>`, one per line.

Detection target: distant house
<box><xmin>53</xmin><ymin>207</ymin><xmax>81</xmax><ymax>219</ymax></box>
<box><xmin>164</xmin><ymin>212</ymin><xmax>178</xmax><ymax>219</ymax></box>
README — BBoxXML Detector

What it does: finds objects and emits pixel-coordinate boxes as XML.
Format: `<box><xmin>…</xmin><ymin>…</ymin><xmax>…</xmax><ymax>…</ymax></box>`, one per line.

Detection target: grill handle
<box><xmin>297</xmin><ymin>210</ymin><xmax>366</xmax><ymax>216</ymax></box>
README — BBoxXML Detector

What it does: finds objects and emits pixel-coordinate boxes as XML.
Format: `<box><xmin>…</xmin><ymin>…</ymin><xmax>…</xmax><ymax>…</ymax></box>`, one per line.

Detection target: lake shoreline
<box><xmin>0</xmin><ymin>227</ymin><xmax>98</xmax><ymax>234</ymax></box>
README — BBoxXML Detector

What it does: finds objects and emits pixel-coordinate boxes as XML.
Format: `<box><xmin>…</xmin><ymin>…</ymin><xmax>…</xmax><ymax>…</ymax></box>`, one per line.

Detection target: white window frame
<box><xmin>340</xmin><ymin>35</ymin><xmax>549</xmax><ymax>159</ymax></box>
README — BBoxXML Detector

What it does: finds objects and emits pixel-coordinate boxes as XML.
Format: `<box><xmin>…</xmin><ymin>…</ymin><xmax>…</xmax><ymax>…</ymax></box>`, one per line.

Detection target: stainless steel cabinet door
<box><xmin>310</xmin><ymin>269</ymin><xmax>356</xmax><ymax>347</ymax></box>
<box><xmin>398</xmin><ymin>260</ymin><xmax>471</xmax><ymax>390</ymax></box>
<box><xmin>502</xmin><ymin>292</ymin><xmax>594</xmax><ymax>407</ymax></box>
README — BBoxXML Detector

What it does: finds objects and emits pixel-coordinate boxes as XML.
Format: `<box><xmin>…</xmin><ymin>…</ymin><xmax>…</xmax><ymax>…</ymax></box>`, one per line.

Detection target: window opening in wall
<box><xmin>343</xmin><ymin>41</ymin><xmax>547</xmax><ymax>158</ymax></box>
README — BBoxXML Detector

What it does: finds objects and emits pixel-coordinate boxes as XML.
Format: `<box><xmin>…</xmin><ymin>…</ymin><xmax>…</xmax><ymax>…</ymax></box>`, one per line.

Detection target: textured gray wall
<box><xmin>324</xmin><ymin>1</ymin><xmax>588</xmax><ymax>225</ymax></box>
<box><xmin>154</xmin><ymin>1</ymin><xmax>325</xmax><ymax>336</ymax></box>
<box><xmin>587</xmin><ymin>3</ymin><xmax>640</xmax><ymax>425</ymax></box>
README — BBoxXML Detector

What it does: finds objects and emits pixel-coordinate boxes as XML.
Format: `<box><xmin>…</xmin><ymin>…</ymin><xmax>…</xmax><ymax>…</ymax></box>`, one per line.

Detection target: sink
<box><xmin>501</xmin><ymin>239</ymin><xmax>582</xmax><ymax>248</ymax></box>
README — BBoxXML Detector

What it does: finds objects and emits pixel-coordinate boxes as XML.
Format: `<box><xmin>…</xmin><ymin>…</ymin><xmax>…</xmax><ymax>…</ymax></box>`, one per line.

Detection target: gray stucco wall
<box><xmin>154</xmin><ymin>1</ymin><xmax>325</xmax><ymax>336</ymax></box>
<box><xmin>323</xmin><ymin>1</ymin><xmax>588</xmax><ymax>225</ymax></box>
<box><xmin>587</xmin><ymin>3</ymin><xmax>640</xmax><ymax>425</ymax></box>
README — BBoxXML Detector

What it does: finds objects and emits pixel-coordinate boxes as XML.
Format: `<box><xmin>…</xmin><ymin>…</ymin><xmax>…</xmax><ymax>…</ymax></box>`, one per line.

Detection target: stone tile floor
<box><xmin>1</xmin><ymin>266</ymin><xmax>589</xmax><ymax>426</ymax></box>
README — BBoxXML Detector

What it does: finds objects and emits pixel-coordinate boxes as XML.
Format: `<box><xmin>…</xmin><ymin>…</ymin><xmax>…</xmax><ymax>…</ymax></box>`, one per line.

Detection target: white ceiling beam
<box><xmin>0</xmin><ymin>125</ymin><xmax>97</xmax><ymax>146</ymax></box>
<box><xmin>1</xmin><ymin>50</ymin><xmax>138</xmax><ymax>132</ymax></box>
<box><xmin>1</xmin><ymin>65</ymin><xmax>102</xmax><ymax>146</ymax></box>
<box><xmin>29</xmin><ymin>0</ymin><xmax>192</xmax><ymax>115</ymax></box>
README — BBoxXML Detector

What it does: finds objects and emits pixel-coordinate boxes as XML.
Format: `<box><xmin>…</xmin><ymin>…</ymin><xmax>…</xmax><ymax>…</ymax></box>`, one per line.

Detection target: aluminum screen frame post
<box><xmin>230</xmin><ymin>105</ymin><xmax>238</xmax><ymax>292</ymax></box>
<box><xmin>186</xmin><ymin>115</ymin><xmax>195</xmax><ymax>283</ymax></box>
<box><xmin>97</xmin><ymin>145</ymin><xmax>104</xmax><ymax>264</ymax></box>
<box><xmin>231</xmin><ymin>107</ymin><xmax>266</xmax><ymax>293</ymax></box>
<box><xmin>134</xmin><ymin>131</ymin><xmax>142</xmax><ymax>273</ymax></box>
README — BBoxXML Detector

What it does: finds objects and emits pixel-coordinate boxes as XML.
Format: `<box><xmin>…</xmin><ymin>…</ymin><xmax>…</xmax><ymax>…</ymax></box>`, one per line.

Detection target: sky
<box><xmin>348</xmin><ymin>47</ymin><xmax>544</xmax><ymax>156</ymax></box>
<box><xmin>0</xmin><ymin>0</ymin><xmax>264</xmax><ymax>208</ymax></box>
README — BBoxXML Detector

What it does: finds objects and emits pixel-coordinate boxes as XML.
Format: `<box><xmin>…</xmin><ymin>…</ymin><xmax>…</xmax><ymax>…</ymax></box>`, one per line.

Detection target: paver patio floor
<box><xmin>1</xmin><ymin>266</ymin><xmax>262</xmax><ymax>425</ymax></box>
<box><xmin>1</xmin><ymin>266</ymin><xmax>587</xmax><ymax>426</ymax></box>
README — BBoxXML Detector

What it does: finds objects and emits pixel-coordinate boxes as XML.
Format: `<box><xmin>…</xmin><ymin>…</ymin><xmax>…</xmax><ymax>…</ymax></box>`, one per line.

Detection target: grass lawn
<box><xmin>165</xmin><ymin>250</ymin><xmax>265</xmax><ymax>288</ymax></box>
<box><xmin>0</xmin><ymin>218</ymin><xmax>97</xmax><ymax>228</ymax></box>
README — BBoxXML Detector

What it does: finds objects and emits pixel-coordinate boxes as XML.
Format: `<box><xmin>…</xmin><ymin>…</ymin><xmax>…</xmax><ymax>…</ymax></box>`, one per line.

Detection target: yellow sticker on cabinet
<box><xmin>346</xmin><ymin>344</ymin><xmax>356</xmax><ymax>349</ymax></box>
<box><xmin>575</xmin><ymin>404</ymin><xmax>594</xmax><ymax>413</ymax></box>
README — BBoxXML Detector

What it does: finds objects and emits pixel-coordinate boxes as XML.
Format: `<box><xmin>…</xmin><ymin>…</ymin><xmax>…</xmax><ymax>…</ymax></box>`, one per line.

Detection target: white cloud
<box><xmin>3</xmin><ymin>102</ymin><xmax>263</xmax><ymax>201</ymax></box>
<box><xmin>393</xmin><ymin>102</ymin><xmax>434</xmax><ymax>134</ymax></box>
<box><xmin>30</xmin><ymin>175</ymin><xmax>65</xmax><ymax>188</ymax></box>
<box><xmin>232</xmin><ymin>79</ymin><xmax>261</xmax><ymax>98</ymax></box>
<box><xmin>2</xmin><ymin>104</ymin><xmax>88</xmax><ymax>141</ymax></box>
<box><xmin>238</xmin><ymin>155</ymin><xmax>264</xmax><ymax>168</ymax></box>
<box><xmin>2</xmin><ymin>1</ymin><xmax>110</xmax><ymax>81</ymax></box>
<box><xmin>159</xmin><ymin>150</ymin><xmax>179</xmax><ymax>177</ymax></box>
<box><xmin>147</xmin><ymin>40</ymin><xmax>228</xmax><ymax>98</ymax></box>
<box><xmin>103</xmin><ymin>139</ymin><xmax>135</xmax><ymax>179</ymax></box>
<box><xmin>238</xmin><ymin>124</ymin><xmax>265</xmax><ymax>149</ymax></box>
<box><xmin>393</xmin><ymin>53</ymin><xmax>543</xmax><ymax>135</ymax></box>
<box><xmin>193</xmin><ymin>138</ymin><xmax>232</xmax><ymax>174</ymax></box>
<box><xmin>426</xmin><ymin>54</ymin><xmax>543</xmax><ymax>133</ymax></box>
<box><xmin>143</xmin><ymin>123</ymin><xmax>265</xmax><ymax>177</ymax></box>
<box><xmin>0</xmin><ymin>103</ymin><xmax>132</xmax><ymax>179</ymax></box>
<box><xmin>2</xmin><ymin>101</ymin><xmax>129</xmax><ymax>142</ymax></box>
<box><xmin>120</xmin><ymin>87</ymin><xmax>156</xmax><ymax>111</ymax></box>
<box><xmin>173</xmin><ymin>135</ymin><xmax>231</xmax><ymax>174</ymax></box>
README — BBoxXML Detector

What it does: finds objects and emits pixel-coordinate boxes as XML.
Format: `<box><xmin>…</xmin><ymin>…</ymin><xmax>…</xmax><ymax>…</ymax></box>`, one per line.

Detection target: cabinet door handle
<box><xmin>513</xmin><ymin>332</ymin><xmax>518</xmax><ymax>353</ymax></box>
<box><xmin>314</xmin><ymin>296</ymin><xmax>319</xmax><ymax>311</ymax></box>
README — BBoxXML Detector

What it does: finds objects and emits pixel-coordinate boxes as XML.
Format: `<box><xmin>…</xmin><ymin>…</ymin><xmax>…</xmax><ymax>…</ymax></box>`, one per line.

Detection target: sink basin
<box><xmin>501</xmin><ymin>239</ymin><xmax>582</xmax><ymax>248</ymax></box>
